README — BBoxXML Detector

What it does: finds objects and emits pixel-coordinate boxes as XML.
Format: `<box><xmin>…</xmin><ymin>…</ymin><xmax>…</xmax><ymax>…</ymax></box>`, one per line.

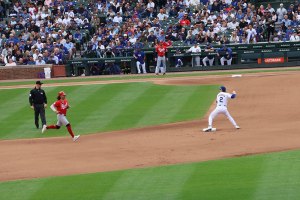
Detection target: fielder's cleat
<box><xmin>73</xmin><ymin>135</ymin><xmax>80</xmax><ymax>142</ymax></box>
<box><xmin>41</xmin><ymin>125</ymin><xmax>47</xmax><ymax>133</ymax></box>
<box><xmin>203</xmin><ymin>127</ymin><xmax>211</xmax><ymax>132</ymax></box>
<box><xmin>235</xmin><ymin>125</ymin><xmax>240</xmax><ymax>129</ymax></box>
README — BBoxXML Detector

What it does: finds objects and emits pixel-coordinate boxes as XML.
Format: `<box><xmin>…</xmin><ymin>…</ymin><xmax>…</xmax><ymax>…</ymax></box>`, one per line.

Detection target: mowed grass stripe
<box><xmin>75</xmin><ymin>83</ymin><xmax>153</xmax><ymax>133</ymax></box>
<box><xmin>3</xmin><ymin>150</ymin><xmax>300</xmax><ymax>199</ymax></box>
<box><xmin>30</xmin><ymin>172</ymin><xmax>124</xmax><ymax>200</ymax></box>
<box><xmin>251</xmin><ymin>152</ymin><xmax>300</xmax><ymax>200</ymax></box>
<box><xmin>1</xmin><ymin>86</ymin><xmax>91</xmax><ymax>139</ymax></box>
<box><xmin>172</xmin><ymin>85</ymin><xmax>218</xmax><ymax>121</ymax></box>
<box><xmin>102</xmin><ymin>165</ymin><xmax>194</xmax><ymax>200</ymax></box>
<box><xmin>135</xmin><ymin>86</ymin><xmax>200</xmax><ymax>127</ymax></box>
<box><xmin>0</xmin><ymin>87</ymin><xmax>56</xmax><ymax>139</ymax></box>
<box><xmin>102</xmin><ymin>84</ymin><xmax>173</xmax><ymax>131</ymax></box>
<box><xmin>44</xmin><ymin>85</ymin><xmax>108</xmax><ymax>138</ymax></box>
<box><xmin>0</xmin><ymin>179</ymin><xmax>47</xmax><ymax>200</ymax></box>
<box><xmin>0</xmin><ymin>83</ymin><xmax>217</xmax><ymax>140</ymax></box>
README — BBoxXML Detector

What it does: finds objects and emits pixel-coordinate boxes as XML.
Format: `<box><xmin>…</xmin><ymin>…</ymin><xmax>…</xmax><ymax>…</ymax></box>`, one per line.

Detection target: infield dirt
<box><xmin>1</xmin><ymin>71</ymin><xmax>300</xmax><ymax>181</ymax></box>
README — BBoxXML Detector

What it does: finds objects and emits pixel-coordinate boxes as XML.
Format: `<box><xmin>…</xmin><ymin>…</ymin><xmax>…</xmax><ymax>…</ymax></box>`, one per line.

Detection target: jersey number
<box><xmin>219</xmin><ymin>97</ymin><xmax>224</xmax><ymax>102</ymax></box>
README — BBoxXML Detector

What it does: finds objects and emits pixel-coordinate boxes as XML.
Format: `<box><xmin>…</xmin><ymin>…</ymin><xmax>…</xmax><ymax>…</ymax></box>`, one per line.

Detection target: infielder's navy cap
<box><xmin>220</xmin><ymin>86</ymin><xmax>226</xmax><ymax>92</ymax></box>
<box><xmin>36</xmin><ymin>81</ymin><xmax>43</xmax><ymax>85</ymax></box>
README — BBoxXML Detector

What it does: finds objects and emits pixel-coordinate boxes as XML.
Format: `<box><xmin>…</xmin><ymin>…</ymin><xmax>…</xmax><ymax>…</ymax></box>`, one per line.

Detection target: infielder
<box><xmin>203</xmin><ymin>86</ymin><xmax>240</xmax><ymax>132</ymax></box>
<box><xmin>134</xmin><ymin>48</ymin><xmax>147</xmax><ymax>74</ymax></box>
<box><xmin>42</xmin><ymin>91</ymin><xmax>80</xmax><ymax>142</ymax></box>
<box><xmin>155</xmin><ymin>41</ymin><xmax>167</xmax><ymax>75</ymax></box>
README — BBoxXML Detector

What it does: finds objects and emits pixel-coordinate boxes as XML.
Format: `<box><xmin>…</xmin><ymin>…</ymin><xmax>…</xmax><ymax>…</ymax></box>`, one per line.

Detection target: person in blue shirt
<box><xmin>74</xmin><ymin>29</ymin><xmax>83</xmax><ymax>43</ymax></box>
<box><xmin>134</xmin><ymin>48</ymin><xmax>146</xmax><ymax>74</ymax></box>
<box><xmin>217</xmin><ymin>44</ymin><xmax>233</xmax><ymax>66</ymax></box>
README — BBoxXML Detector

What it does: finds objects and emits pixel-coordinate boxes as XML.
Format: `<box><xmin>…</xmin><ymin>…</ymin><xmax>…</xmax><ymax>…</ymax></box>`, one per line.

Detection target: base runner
<box><xmin>42</xmin><ymin>91</ymin><xmax>80</xmax><ymax>142</ymax></box>
<box><xmin>203</xmin><ymin>86</ymin><xmax>240</xmax><ymax>132</ymax></box>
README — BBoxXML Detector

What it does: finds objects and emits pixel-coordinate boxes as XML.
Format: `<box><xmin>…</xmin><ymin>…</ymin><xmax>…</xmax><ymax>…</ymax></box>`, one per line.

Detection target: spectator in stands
<box><xmin>282</xmin><ymin>14</ymin><xmax>292</xmax><ymax>27</ymax></box>
<box><xmin>5</xmin><ymin>58</ymin><xmax>17</xmax><ymax>66</ymax></box>
<box><xmin>180</xmin><ymin>13</ymin><xmax>191</xmax><ymax>26</ymax></box>
<box><xmin>245</xmin><ymin>24</ymin><xmax>257</xmax><ymax>44</ymax></box>
<box><xmin>290</xmin><ymin>31</ymin><xmax>300</xmax><ymax>41</ymax></box>
<box><xmin>266</xmin><ymin>4</ymin><xmax>275</xmax><ymax>14</ymax></box>
<box><xmin>157</xmin><ymin>9</ymin><xmax>168</xmax><ymax>21</ymax></box>
<box><xmin>64</xmin><ymin>39</ymin><xmax>75</xmax><ymax>59</ymax></box>
<box><xmin>48</xmin><ymin>53</ymin><xmax>59</xmax><ymax>65</ymax></box>
<box><xmin>277</xmin><ymin>3</ymin><xmax>287</xmax><ymax>23</ymax></box>
<box><xmin>229</xmin><ymin>30</ymin><xmax>240</xmax><ymax>43</ymax></box>
<box><xmin>4</xmin><ymin>50</ymin><xmax>15</xmax><ymax>65</ymax></box>
<box><xmin>202</xmin><ymin>43</ymin><xmax>215</xmax><ymax>67</ymax></box>
<box><xmin>217</xmin><ymin>44</ymin><xmax>232</xmax><ymax>66</ymax></box>
<box><xmin>35</xmin><ymin>55</ymin><xmax>46</xmax><ymax>65</ymax></box>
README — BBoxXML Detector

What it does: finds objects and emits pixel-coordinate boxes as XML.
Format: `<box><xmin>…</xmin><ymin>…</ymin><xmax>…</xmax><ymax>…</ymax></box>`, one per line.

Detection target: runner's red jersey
<box><xmin>54</xmin><ymin>99</ymin><xmax>69</xmax><ymax>115</ymax></box>
<box><xmin>156</xmin><ymin>46</ymin><xmax>167</xmax><ymax>57</ymax></box>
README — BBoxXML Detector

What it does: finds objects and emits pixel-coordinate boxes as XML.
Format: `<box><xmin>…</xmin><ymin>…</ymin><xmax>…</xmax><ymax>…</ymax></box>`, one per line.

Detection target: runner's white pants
<box><xmin>56</xmin><ymin>114</ymin><xmax>69</xmax><ymax>126</ymax></box>
<box><xmin>208</xmin><ymin>106</ymin><xmax>237</xmax><ymax>128</ymax></box>
<box><xmin>155</xmin><ymin>56</ymin><xmax>166</xmax><ymax>73</ymax></box>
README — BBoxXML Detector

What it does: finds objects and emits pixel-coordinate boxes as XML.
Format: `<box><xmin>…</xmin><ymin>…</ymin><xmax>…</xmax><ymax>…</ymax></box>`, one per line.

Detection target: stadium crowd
<box><xmin>0</xmin><ymin>0</ymin><xmax>299</xmax><ymax>67</ymax></box>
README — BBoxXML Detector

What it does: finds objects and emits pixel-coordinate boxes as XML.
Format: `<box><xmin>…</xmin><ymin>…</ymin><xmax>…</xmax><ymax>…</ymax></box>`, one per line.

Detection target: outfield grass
<box><xmin>0</xmin><ymin>67</ymin><xmax>300</xmax><ymax>86</ymax></box>
<box><xmin>0</xmin><ymin>82</ymin><xmax>218</xmax><ymax>140</ymax></box>
<box><xmin>1</xmin><ymin>149</ymin><xmax>300</xmax><ymax>200</ymax></box>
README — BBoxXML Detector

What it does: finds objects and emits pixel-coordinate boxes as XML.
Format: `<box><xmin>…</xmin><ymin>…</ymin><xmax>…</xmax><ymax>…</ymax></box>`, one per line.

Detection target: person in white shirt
<box><xmin>227</xmin><ymin>18</ymin><xmax>239</xmax><ymax>29</ymax></box>
<box><xmin>35</xmin><ymin>56</ymin><xmax>46</xmax><ymax>65</ymax></box>
<box><xmin>147</xmin><ymin>0</ymin><xmax>155</xmax><ymax>9</ymax></box>
<box><xmin>35</xmin><ymin>38</ymin><xmax>44</xmax><ymax>50</ymax></box>
<box><xmin>186</xmin><ymin>43</ymin><xmax>201</xmax><ymax>67</ymax></box>
<box><xmin>5</xmin><ymin>58</ymin><xmax>17</xmax><ymax>66</ymax></box>
<box><xmin>157</xmin><ymin>9</ymin><xmax>169</xmax><ymax>20</ymax></box>
<box><xmin>246</xmin><ymin>25</ymin><xmax>257</xmax><ymax>44</ymax></box>
<box><xmin>129</xmin><ymin>34</ymin><xmax>137</xmax><ymax>44</ymax></box>
<box><xmin>276</xmin><ymin>3</ymin><xmax>287</xmax><ymax>22</ymax></box>
<box><xmin>62</xmin><ymin>15</ymin><xmax>71</xmax><ymax>26</ymax></box>
<box><xmin>203</xmin><ymin>86</ymin><xmax>240</xmax><ymax>132</ymax></box>
<box><xmin>113</xmin><ymin>12</ymin><xmax>123</xmax><ymax>23</ymax></box>
<box><xmin>290</xmin><ymin>32</ymin><xmax>300</xmax><ymax>41</ymax></box>
<box><xmin>229</xmin><ymin>31</ymin><xmax>240</xmax><ymax>43</ymax></box>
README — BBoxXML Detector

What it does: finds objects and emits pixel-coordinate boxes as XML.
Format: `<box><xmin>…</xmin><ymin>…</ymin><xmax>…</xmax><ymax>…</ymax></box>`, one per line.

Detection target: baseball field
<box><xmin>1</xmin><ymin>68</ymin><xmax>300</xmax><ymax>200</ymax></box>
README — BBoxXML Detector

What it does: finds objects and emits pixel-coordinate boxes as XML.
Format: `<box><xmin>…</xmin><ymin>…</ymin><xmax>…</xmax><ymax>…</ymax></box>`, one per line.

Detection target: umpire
<box><xmin>29</xmin><ymin>81</ymin><xmax>47</xmax><ymax>129</ymax></box>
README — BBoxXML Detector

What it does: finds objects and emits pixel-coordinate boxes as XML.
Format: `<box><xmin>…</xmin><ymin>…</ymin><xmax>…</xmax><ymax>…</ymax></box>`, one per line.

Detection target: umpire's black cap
<box><xmin>36</xmin><ymin>81</ymin><xmax>43</xmax><ymax>85</ymax></box>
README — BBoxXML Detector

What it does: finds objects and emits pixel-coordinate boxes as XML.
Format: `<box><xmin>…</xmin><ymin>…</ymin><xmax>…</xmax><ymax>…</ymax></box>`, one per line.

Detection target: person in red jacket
<box><xmin>179</xmin><ymin>13</ymin><xmax>191</xmax><ymax>26</ymax></box>
<box><xmin>155</xmin><ymin>41</ymin><xmax>167</xmax><ymax>75</ymax></box>
<box><xmin>42</xmin><ymin>91</ymin><xmax>80</xmax><ymax>142</ymax></box>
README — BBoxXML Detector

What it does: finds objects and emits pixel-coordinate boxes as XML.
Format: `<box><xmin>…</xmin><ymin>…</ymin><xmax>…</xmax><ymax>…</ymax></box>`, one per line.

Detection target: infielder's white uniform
<box><xmin>204</xmin><ymin>90</ymin><xmax>239</xmax><ymax>131</ymax></box>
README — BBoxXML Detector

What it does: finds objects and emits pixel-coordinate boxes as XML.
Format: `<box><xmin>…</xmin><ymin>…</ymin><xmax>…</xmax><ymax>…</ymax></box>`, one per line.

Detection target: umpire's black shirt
<box><xmin>29</xmin><ymin>87</ymin><xmax>47</xmax><ymax>106</ymax></box>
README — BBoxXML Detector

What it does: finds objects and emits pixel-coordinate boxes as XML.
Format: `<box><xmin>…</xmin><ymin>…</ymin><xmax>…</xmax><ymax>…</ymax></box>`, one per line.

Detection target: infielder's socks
<box><xmin>67</xmin><ymin>125</ymin><xmax>75</xmax><ymax>138</ymax></box>
<box><xmin>47</xmin><ymin>125</ymin><xmax>57</xmax><ymax>129</ymax></box>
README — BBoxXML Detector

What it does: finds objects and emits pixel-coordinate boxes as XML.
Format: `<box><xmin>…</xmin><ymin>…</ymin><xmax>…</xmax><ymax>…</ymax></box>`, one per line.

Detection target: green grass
<box><xmin>1</xmin><ymin>67</ymin><xmax>300</xmax><ymax>87</ymax></box>
<box><xmin>2</xmin><ymin>149</ymin><xmax>300</xmax><ymax>200</ymax></box>
<box><xmin>0</xmin><ymin>82</ymin><xmax>217</xmax><ymax>140</ymax></box>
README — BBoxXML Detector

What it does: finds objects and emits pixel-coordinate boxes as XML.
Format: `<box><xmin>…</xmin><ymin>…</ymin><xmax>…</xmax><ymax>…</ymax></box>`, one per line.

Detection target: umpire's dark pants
<box><xmin>34</xmin><ymin>104</ymin><xmax>46</xmax><ymax>128</ymax></box>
